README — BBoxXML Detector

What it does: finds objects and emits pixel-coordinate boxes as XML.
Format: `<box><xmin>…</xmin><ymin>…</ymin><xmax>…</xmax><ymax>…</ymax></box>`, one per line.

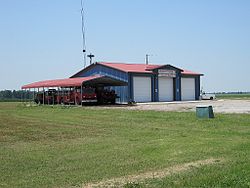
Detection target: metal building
<box><xmin>71</xmin><ymin>62</ymin><xmax>203</xmax><ymax>103</ymax></box>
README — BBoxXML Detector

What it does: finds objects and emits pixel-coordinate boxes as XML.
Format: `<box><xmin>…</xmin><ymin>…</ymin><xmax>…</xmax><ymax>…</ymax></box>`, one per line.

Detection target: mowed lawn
<box><xmin>0</xmin><ymin>103</ymin><xmax>250</xmax><ymax>188</ymax></box>
<box><xmin>216</xmin><ymin>93</ymin><xmax>250</xmax><ymax>100</ymax></box>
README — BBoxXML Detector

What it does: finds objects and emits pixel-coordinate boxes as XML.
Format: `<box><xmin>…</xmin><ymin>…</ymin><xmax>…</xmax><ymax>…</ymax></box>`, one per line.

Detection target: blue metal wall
<box><xmin>153</xmin><ymin>74</ymin><xmax>158</xmax><ymax>102</ymax></box>
<box><xmin>175</xmin><ymin>71</ymin><xmax>182</xmax><ymax>101</ymax></box>
<box><xmin>76</xmin><ymin>64</ymin><xmax>128</xmax><ymax>82</ymax></box>
<box><xmin>112</xmin><ymin>86</ymin><xmax>129</xmax><ymax>103</ymax></box>
<box><xmin>195</xmin><ymin>76</ymin><xmax>201</xmax><ymax>100</ymax></box>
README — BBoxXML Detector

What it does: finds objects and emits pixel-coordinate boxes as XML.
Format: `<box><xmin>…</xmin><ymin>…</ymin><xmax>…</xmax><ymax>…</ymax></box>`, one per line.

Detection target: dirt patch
<box><xmin>83</xmin><ymin>158</ymin><xmax>224</xmax><ymax>188</ymax></box>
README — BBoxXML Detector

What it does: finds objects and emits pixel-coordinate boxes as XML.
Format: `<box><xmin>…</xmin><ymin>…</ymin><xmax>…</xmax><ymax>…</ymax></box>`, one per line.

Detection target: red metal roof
<box><xmin>98</xmin><ymin>62</ymin><xmax>160</xmax><ymax>73</ymax></box>
<box><xmin>22</xmin><ymin>75</ymin><xmax>103</xmax><ymax>89</ymax></box>
<box><xmin>97</xmin><ymin>62</ymin><xmax>203</xmax><ymax>75</ymax></box>
<box><xmin>182</xmin><ymin>69</ymin><xmax>203</xmax><ymax>76</ymax></box>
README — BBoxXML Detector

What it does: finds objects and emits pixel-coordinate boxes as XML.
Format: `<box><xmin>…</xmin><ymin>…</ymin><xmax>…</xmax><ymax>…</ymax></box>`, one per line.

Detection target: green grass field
<box><xmin>0</xmin><ymin>103</ymin><xmax>250</xmax><ymax>188</ymax></box>
<box><xmin>216</xmin><ymin>93</ymin><xmax>250</xmax><ymax>100</ymax></box>
<box><xmin>0</xmin><ymin>99</ymin><xmax>23</xmax><ymax>102</ymax></box>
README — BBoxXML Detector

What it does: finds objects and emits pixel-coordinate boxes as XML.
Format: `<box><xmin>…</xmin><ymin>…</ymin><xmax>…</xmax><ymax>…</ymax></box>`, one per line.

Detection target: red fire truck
<box><xmin>35</xmin><ymin>87</ymin><xmax>117</xmax><ymax>105</ymax></box>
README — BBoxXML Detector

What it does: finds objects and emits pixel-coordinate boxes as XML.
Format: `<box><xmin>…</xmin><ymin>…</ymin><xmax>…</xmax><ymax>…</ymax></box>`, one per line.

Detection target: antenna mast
<box><xmin>80</xmin><ymin>0</ymin><xmax>87</xmax><ymax>67</ymax></box>
<box><xmin>146</xmin><ymin>54</ymin><xmax>150</xmax><ymax>65</ymax></box>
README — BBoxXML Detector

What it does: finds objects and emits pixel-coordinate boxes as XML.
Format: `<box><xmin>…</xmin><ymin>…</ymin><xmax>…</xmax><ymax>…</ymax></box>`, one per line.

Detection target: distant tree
<box><xmin>3</xmin><ymin>90</ymin><xmax>12</xmax><ymax>98</ymax></box>
<box><xmin>0</xmin><ymin>90</ymin><xmax>35</xmax><ymax>100</ymax></box>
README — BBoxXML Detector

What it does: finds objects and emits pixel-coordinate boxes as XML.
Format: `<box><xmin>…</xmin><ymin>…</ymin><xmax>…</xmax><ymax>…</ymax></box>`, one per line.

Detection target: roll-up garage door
<box><xmin>181</xmin><ymin>78</ymin><xmax>195</xmax><ymax>101</ymax></box>
<box><xmin>159</xmin><ymin>77</ymin><xmax>174</xmax><ymax>102</ymax></box>
<box><xmin>133</xmin><ymin>76</ymin><xmax>152</xmax><ymax>102</ymax></box>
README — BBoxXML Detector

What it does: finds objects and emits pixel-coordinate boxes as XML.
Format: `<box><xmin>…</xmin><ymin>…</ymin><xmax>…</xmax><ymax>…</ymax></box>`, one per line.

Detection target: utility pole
<box><xmin>87</xmin><ymin>53</ymin><xmax>95</xmax><ymax>65</ymax></box>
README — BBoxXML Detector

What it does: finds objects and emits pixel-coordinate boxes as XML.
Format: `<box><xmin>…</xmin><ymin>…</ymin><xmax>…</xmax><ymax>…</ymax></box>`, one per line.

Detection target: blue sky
<box><xmin>0</xmin><ymin>0</ymin><xmax>249</xmax><ymax>92</ymax></box>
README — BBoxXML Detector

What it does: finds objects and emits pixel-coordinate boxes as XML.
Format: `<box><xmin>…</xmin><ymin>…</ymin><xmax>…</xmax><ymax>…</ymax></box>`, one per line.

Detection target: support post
<box><xmin>43</xmin><ymin>87</ymin><xmax>45</xmax><ymax>105</ymax></box>
<box><xmin>59</xmin><ymin>87</ymin><xmax>61</xmax><ymax>105</ymax></box>
<box><xmin>21</xmin><ymin>89</ymin><xmax>23</xmax><ymax>105</ymax></box>
<box><xmin>29</xmin><ymin>89</ymin><xmax>31</xmax><ymax>106</ymax></box>
<box><xmin>57</xmin><ymin>87</ymin><xmax>59</xmax><ymax>104</ymax></box>
<box><xmin>53</xmin><ymin>88</ymin><xmax>55</xmax><ymax>106</ymax></box>
<box><xmin>23</xmin><ymin>89</ymin><xmax>26</xmax><ymax>105</ymax></box>
<box><xmin>81</xmin><ymin>85</ymin><xmax>83</xmax><ymax>106</ymax></box>
<box><xmin>38</xmin><ymin>88</ymin><xmax>39</xmax><ymax>105</ymax></box>
<box><xmin>61</xmin><ymin>88</ymin><xmax>63</xmax><ymax>105</ymax></box>
<box><xmin>24</xmin><ymin>89</ymin><xmax>26</xmax><ymax>105</ymax></box>
<box><xmin>33</xmin><ymin>88</ymin><xmax>35</xmax><ymax>105</ymax></box>
<box><xmin>74</xmin><ymin>87</ymin><xmax>77</xmax><ymax>105</ymax></box>
<box><xmin>69</xmin><ymin>88</ymin><xmax>71</xmax><ymax>106</ymax></box>
<box><xmin>47</xmin><ymin>87</ymin><xmax>49</xmax><ymax>105</ymax></box>
<box><xmin>62</xmin><ymin>88</ymin><xmax>65</xmax><ymax>104</ymax></box>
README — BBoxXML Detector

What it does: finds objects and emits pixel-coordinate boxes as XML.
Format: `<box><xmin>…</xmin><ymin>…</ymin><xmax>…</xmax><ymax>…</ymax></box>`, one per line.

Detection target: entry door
<box><xmin>181</xmin><ymin>78</ymin><xmax>195</xmax><ymax>101</ymax></box>
<box><xmin>133</xmin><ymin>76</ymin><xmax>152</xmax><ymax>102</ymax></box>
<box><xmin>158</xmin><ymin>77</ymin><xmax>174</xmax><ymax>102</ymax></box>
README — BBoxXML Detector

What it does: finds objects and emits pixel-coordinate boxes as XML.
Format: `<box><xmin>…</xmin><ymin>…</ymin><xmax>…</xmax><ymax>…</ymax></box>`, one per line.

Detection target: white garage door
<box><xmin>159</xmin><ymin>77</ymin><xmax>174</xmax><ymax>102</ymax></box>
<box><xmin>181</xmin><ymin>78</ymin><xmax>195</xmax><ymax>101</ymax></box>
<box><xmin>133</xmin><ymin>76</ymin><xmax>152</xmax><ymax>102</ymax></box>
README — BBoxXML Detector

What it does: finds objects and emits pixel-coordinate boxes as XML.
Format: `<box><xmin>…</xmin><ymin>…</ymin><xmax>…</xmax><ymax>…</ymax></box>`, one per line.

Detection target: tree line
<box><xmin>0</xmin><ymin>90</ymin><xmax>34</xmax><ymax>101</ymax></box>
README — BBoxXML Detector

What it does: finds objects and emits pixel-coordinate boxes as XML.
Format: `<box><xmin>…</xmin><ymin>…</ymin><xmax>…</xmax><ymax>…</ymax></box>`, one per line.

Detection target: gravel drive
<box><xmin>94</xmin><ymin>100</ymin><xmax>250</xmax><ymax>114</ymax></box>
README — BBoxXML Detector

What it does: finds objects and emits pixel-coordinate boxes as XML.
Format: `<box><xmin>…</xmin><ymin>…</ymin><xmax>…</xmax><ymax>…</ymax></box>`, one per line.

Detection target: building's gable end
<box><xmin>72</xmin><ymin>64</ymin><xmax>128</xmax><ymax>82</ymax></box>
